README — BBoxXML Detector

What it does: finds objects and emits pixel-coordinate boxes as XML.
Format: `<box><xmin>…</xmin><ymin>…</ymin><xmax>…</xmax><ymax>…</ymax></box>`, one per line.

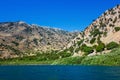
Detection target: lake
<box><xmin>0</xmin><ymin>65</ymin><xmax>120</xmax><ymax>80</ymax></box>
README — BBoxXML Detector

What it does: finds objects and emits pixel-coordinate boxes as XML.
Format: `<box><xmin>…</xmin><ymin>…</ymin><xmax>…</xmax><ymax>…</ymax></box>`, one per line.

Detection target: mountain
<box><xmin>0</xmin><ymin>5</ymin><xmax>120</xmax><ymax>60</ymax></box>
<box><xmin>0</xmin><ymin>21</ymin><xmax>79</xmax><ymax>58</ymax></box>
<box><xmin>65</xmin><ymin>5</ymin><xmax>120</xmax><ymax>56</ymax></box>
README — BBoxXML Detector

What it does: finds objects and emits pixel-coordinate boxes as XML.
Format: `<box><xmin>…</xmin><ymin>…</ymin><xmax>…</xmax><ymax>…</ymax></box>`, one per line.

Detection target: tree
<box><xmin>91</xmin><ymin>29</ymin><xmax>102</xmax><ymax>37</ymax></box>
<box><xmin>106</xmin><ymin>42</ymin><xmax>119</xmax><ymax>50</ymax></box>
<box><xmin>33</xmin><ymin>38</ymin><xmax>38</xmax><ymax>45</ymax></box>
<box><xmin>80</xmin><ymin>44</ymin><xmax>94</xmax><ymax>54</ymax></box>
<box><xmin>83</xmin><ymin>46</ymin><xmax>94</xmax><ymax>54</ymax></box>
<box><xmin>96</xmin><ymin>43</ymin><xmax>105</xmax><ymax>52</ymax></box>
<box><xmin>114</xmin><ymin>27</ymin><xmax>120</xmax><ymax>32</ymax></box>
<box><xmin>12</xmin><ymin>41</ymin><xmax>19</xmax><ymax>46</ymax></box>
<box><xmin>90</xmin><ymin>38</ymin><xmax>96</xmax><ymax>44</ymax></box>
<box><xmin>77</xmin><ymin>40</ymin><xmax>84</xmax><ymax>46</ymax></box>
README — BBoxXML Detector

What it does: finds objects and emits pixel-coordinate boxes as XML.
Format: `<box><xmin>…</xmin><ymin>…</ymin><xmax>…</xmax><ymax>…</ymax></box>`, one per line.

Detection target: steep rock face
<box><xmin>66</xmin><ymin>5</ymin><xmax>120</xmax><ymax>56</ymax></box>
<box><xmin>84</xmin><ymin>5</ymin><xmax>120</xmax><ymax>44</ymax></box>
<box><xmin>0</xmin><ymin>21</ymin><xmax>79</xmax><ymax>58</ymax></box>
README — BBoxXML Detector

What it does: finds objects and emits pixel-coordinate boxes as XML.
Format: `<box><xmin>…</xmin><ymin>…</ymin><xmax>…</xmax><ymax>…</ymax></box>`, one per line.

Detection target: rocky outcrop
<box><xmin>84</xmin><ymin>5</ymin><xmax>120</xmax><ymax>44</ymax></box>
<box><xmin>66</xmin><ymin>5</ymin><xmax>120</xmax><ymax>56</ymax></box>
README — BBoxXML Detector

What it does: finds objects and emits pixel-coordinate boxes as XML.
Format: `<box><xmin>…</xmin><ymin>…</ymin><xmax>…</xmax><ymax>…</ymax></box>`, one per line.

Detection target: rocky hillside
<box><xmin>1</xmin><ymin>5</ymin><xmax>120</xmax><ymax>59</ymax></box>
<box><xmin>0</xmin><ymin>21</ymin><xmax>79</xmax><ymax>58</ymax></box>
<box><xmin>65</xmin><ymin>5</ymin><xmax>120</xmax><ymax>56</ymax></box>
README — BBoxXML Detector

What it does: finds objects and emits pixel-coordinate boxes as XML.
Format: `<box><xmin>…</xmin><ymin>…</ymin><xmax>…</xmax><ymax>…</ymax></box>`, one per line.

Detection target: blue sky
<box><xmin>0</xmin><ymin>0</ymin><xmax>120</xmax><ymax>31</ymax></box>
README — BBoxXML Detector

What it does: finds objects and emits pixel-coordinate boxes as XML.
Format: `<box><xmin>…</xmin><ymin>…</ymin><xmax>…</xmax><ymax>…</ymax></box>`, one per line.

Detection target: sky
<box><xmin>0</xmin><ymin>0</ymin><xmax>120</xmax><ymax>31</ymax></box>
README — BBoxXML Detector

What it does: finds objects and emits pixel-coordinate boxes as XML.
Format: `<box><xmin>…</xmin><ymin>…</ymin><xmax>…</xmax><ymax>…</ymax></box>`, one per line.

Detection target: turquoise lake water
<box><xmin>0</xmin><ymin>65</ymin><xmax>120</xmax><ymax>80</ymax></box>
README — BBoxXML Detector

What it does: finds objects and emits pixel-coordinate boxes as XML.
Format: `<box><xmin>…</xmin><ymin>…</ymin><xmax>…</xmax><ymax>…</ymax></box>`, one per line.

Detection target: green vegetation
<box><xmin>1</xmin><ymin>47</ymin><xmax>120</xmax><ymax>66</ymax></box>
<box><xmin>106</xmin><ymin>42</ymin><xmax>119</xmax><ymax>50</ymax></box>
<box><xmin>69</xmin><ymin>46</ymin><xmax>74</xmax><ymax>53</ymax></box>
<box><xmin>16</xmin><ymin>36</ymin><xmax>24</xmax><ymax>40</ymax></box>
<box><xmin>90</xmin><ymin>38</ymin><xmax>96</xmax><ymax>44</ymax></box>
<box><xmin>75</xmin><ymin>47</ymin><xmax>80</xmax><ymax>53</ymax></box>
<box><xmin>25</xmin><ymin>27</ymin><xmax>32</xmax><ymax>33</ymax></box>
<box><xmin>53</xmin><ymin>48</ymin><xmax>120</xmax><ymax>66</ymax></box>
<box><xmin>103</xmin><ymin>31</ymin><xmax>107</xmax><ymax>37</ymax></box>
<box><xmin>113</xmin><ymin>17</ymin><xmax>117</xmax><ymax>23</ymax></box>
<box><xmin>0</xmin><ymin>52</ymin><xmax>58</xmax><ymax>65</ymax></box>
<box><xmin>81</xmin><ymin>48</ymin><xmax>120</xmax><ymax>66</ymax></box>
<box><xmin>0</xmin><ymin>58</ymin><xmax>53</xmax><ymax>65</ymax></box>
<box><xmin>12</xmin><ymin>41</ymin><xmax>19</xmax><ymax>46</ymax></box>
<box><xmin>0</xmin><ymin>49</ymin><xmax>72</xmax><ymax>65</ymax></box>
<box><xmin>80</xmin><ymin>44</ymin><xmax>94</xmax><ymax>54</ymax></box>
<box><xmin>52</xmin><ymin>56</ymin><xmax>85</xmax><ymax>65</ymax></box>
<box><xmin>97</xmin><ymin>35</ymin><xmax>102</xmax><ymax>44</ymax></box>
<box><xmin>33</xmin><ymin>38</ymin><xmax>38</xmax><ymax>45</ymax></box>
<box><xmin>0</xmin><ymin>41</ymin><xmax>120</xmax><ymax>66</ymax></box>
<box><xmin>96</xmin><ymin>42</ymin><xmax>105</xmax><ymax>52</ymax></box>
<box><xmin>114</xmin><ymin>27</ymin><xmax>120</xmax><ymax>32</ymax></box>
<box><xmin>100</xmin><ymin>22</ymin><xmax>106</xmax><ymax>27</ymax></box>
<box><xmin>36</xmin><ymin>52</ymin><xmax>59</xmax><ymax>61</ymax></box>
<box><xmin>82</xmin><ymin>46</ymin><xmax>93</xmax><ymax>55</ymax></box>
<box><xmin>0</xmin><ymin>43</ymin><xmax>21</xmax><ymax>54</ymax></box>
<box><xmin>77</xmin><ymin>39</ymin><xmax>84</xmax><ymax>46</ymax></box>
<box><xmin>75</xmin><ymin>39</ymin><xmax>84</xmax><ymax>53</ymax></box>
<box><xmin>47</xmin><ymin>42</ymin><xmax>51</xmax><ymax>45</ymax></box>
<box><xmin>58</xmin><ymin>50</ymin><xmax>72</xmax><ymax>58</ymax></box>
<box><xmin>91</xmin><ymin>29</ymin><xmax>102</xmax><ymax>37</ymax></box>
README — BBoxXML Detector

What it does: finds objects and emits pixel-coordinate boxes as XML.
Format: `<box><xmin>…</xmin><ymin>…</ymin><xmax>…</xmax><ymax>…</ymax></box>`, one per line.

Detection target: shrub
<box><xmin>75</xmin><ymin>47</ymin><xmax>80</xmax><ymax>52</ymax></box>
<box><xmin>58</xmin><ymin>51</ymin><xmax>71</xmax><ymax>58</ymax></box>
<box><xmin>113</xmin><ymin>17</ymin><xmax>117</xmax><ymax>23</ymax></box>
<box><xmin>90</xmin><ymin>38</ymin><xmax>96</xmax><ymax>44</ymax></box>
<box><xmin>91</xmin><ymin>29</ymin><xmax>102</xmax><ymax>37</ymax></box>
<box><xmin>96</xmin><ymin>43</ymin><xmax>105</xmax><ymax>52</ymax></box>
<box><xmin>69</xmin><ymin>46</ymin><xmax>74</xmax><ymax>53</ymax></box>
<box><xmin>77</xmin><ymin>40</ymin><xmax>84</xmax><ymax>46</ymax></box>
<box><xmin>33</xmin><ymin>38</ymin><xmax>38</xmax><ymax>45</ymax></box>
<box><xmin>114</xmin><ymin>27</ymin><xmax>120</xmax><ymax>32</ymax></box>
<box><xmin>106</xmin><ymin>42</ymin><xmax>119</xmax><ymax>50</ymax></box>
<box><xmin>83</xmin><ymin>46</ymin><xmax>94</xmax><ymax>54</ymax></box>
<box><xmin>47</xmin><ymin>42</ymin><xmax>51</xmax><ymax>45</ymax></box>
<box><xmin>80</xmin><ymin>44</ymin><xmax>87</xmax><ymax>50</ymax></box>
<box><xmin>80</xmin><ymin>44</ymin><xmax>94</xmax><ymax>54</ymax></box>
<box><xmin>52</xmin><ymin>56</ymin><xmax>85</xmax><ymax>65</ymax></box>
<box><xmin>16</xmin><ymin>36</ymin><xmax>24</xmax><ymax>40</ymax></box>
<box><xmin>97</xmin><ymin>36</ymin><xmax>102</xmax><ymax>44</ymax></box>
<box><xmin>103</xmin><ymin>32</ymin><xmax>107</xmax><ymax>37</ymax></box>
<box><xmin>100</xmin><ymin>22</ymin><xmax>106</xmax><ymax>27</ymax></box>
<box><xmin>12</xmin><ymin>41</ymin><xmax>19</xmax><ymax>46</ymax></box>
<box><xmin>93</xmin><ymin>45</ymin><xmax>97</xmax><ymax>49</ymax></box>
<box><xmin>36</xmin><ymin>51</ymin><xmax>60</xmax><ymax>61</ymax></box>
<box><xmin>25</xmin><ymin>27</ymin><xmax>32</xmax><ymax>33</ymax></box>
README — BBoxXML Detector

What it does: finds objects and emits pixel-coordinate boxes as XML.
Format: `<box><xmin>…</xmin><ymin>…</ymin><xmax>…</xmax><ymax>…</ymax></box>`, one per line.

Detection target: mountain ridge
<box><xmin>65</xmin><ymin>4</ymin><xmax>120</xmax><ymax>57</ymax></box>
<box><xmin>0</xmin><ymin>21</ymin><xmax>79</xmax><ymax>58</ymax></box>
<box><xmin>0</xmin><ymin>5</ymin><xmax>120</xmax><ymax>59</ymax></box>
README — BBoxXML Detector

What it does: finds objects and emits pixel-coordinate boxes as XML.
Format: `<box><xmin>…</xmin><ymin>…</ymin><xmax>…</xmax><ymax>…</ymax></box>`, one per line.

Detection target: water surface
<box><xmin>0</xmin><ymin>65</ymin><xmax>120</xmax><ymax>80</ymax></box>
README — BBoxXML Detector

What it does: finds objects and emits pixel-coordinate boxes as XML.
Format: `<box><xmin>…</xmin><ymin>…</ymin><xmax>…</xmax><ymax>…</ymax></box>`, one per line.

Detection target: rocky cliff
<box><xmin>66</xmin><ymin>5</ymin><xmax>120</xmax><ymax>56</ymax></box>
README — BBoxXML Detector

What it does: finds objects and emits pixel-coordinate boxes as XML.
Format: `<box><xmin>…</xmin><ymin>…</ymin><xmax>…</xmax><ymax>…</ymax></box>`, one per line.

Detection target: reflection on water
<box><xmin>0</xmin><ymin>65</ymin><xmax>120</xmax><ymax>80</ymax></box>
